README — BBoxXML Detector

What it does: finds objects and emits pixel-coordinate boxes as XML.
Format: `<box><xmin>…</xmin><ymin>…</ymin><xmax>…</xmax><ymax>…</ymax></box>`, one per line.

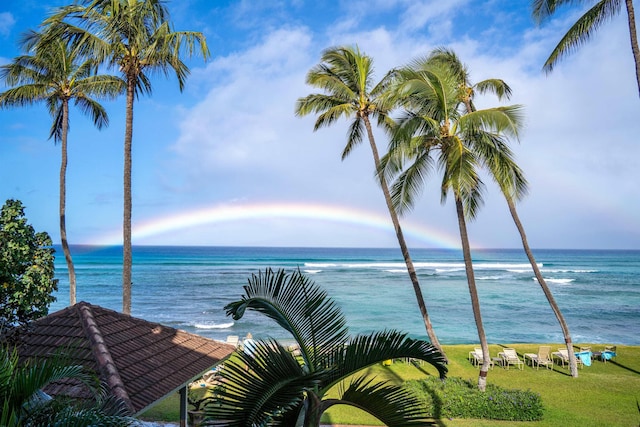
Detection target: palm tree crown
<box><xmin>295</xmin><ymin>45</ymin><xmax>445</xmax><ymax>356</ymax></box>
<box><xmin>0</xmin><ymin>29</ymin><xmax>124</xmax><ymax>307</ymax></box>
<box><xmin>206</xmin><ymin>268</ymin><xmax>447</xmax><ymax>427</ymax></box>
<box><xmin>381</xmin><ymin>51</ymin><xmax>523</xmax><ymax>390</ymax></box>
<box><xmin>42</xmin><ymin>0</ymin><xmax>210</xmax><ymax>314</ymax></box>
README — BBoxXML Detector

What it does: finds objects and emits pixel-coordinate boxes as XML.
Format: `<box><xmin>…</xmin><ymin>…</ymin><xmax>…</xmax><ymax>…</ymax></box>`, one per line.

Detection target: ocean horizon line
<box><xmin>54</xmin><ymin>244</ymin><xmax>640</xmax><ymax>252</ymax></box>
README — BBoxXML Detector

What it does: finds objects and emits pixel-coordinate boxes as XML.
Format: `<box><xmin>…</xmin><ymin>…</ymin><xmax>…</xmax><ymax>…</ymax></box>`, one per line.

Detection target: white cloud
<box><xmin>0</xmin><ymin>12</ymin><xmax>15</xmax><ymax>37</ymax></box>
<box><xmin>154</xmin><ymin>3</ymin><xmax>640</xmax><ymax>248</ymax></box>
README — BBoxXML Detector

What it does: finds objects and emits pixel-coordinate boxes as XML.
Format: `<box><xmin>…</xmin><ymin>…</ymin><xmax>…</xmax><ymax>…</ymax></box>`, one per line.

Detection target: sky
<box><xmin>1</xmin><ymin>0</ymin><xmax>639</xmax><ymax>250</ymax></box>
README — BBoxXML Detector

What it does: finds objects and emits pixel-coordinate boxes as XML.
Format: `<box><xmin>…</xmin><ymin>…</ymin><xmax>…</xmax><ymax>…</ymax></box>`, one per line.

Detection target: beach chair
<box><xmin>225</xmin><ymin>335</ymin><xmax>239</xmax><ymax>347</ymax></box>
<box><xmin>524</xmin><ymin>346</ymin><xmax>553</xmax><ymax>370</ymax></box>
<box><xmin>601</xmin><ymin>345</ymin><xmax>617</xmax><ymax>363</ymax></box>
<box><xmin>552</xmin><ymin>348</ymin><xmax>583</xmax><ymax>369</ymax></box>
<box><xmin>576</xmin><ymin>347</ymin><xmax>593</xmax><ymax>367</ymax></box>
<box><xmin>500</xmin><ymin>348</ymin><xmax>524</xmax><ymax>370</ymax></box>
<box><xmin>468</xmin><ymin>347</ymin><xmax>493</xmax><ymax>369</ymax></box>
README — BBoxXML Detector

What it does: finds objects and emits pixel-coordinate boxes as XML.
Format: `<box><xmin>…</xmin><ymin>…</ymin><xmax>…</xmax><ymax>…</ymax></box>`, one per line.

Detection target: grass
<box><xmin>139</xmin><ymin>343</ymin><xmax>640</xmax><ymax>426</ymax></box>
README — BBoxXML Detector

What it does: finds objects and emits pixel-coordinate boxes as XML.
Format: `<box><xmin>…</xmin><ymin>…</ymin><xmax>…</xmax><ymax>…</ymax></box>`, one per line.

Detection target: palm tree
<box><xmin>532</xmin><ymin>0</ymin><xmax>640</xmax><ymax>97</ymax></box>
<box><xmin>0</xmin><ymin>31</ymin><xmax>124</xmax><ymax>306</ymax></box>
<box><xmin>382</xmin><ymin>54</ymin><xmax>523</xmax><ymax>391</ymax></box>
<box><xmin>295</xmin><ymin>46</ymin><xmax>446</xmax><ymax>358</ymax></box>
<box><xmin>205</xmin><ymin>268</ymin><xmax>447</xmax><ymax>427</ymax></box>
<box><xmin>44</xmin><ymin>0</ymin><xmax>210</xmax><ymax>314</ymax></box>
<box><xmin>428</xmin><ymin>48</ymin><xmax>580</xmax><ymax>377</ymax></box>
<box><xmin>0</xmin><ymin>345</ymin><xmax>135</xmax><ymax>426</ymax></box>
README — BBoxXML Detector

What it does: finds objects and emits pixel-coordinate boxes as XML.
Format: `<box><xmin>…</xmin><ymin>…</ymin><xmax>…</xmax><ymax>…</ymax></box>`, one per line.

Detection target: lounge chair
<box><xmin>576</xmin><ymin>347</ymin><xmax>593</xmax><ymax>367</ymax></box>
<box><xmin>524</xmin><ymin>346</ymin><xmax>553</xmax><ymax>370</ymax></box>
<box><xmin>225</xmin><ymin>335</ymin><xmax>239</xmax><ymax>347</ymax></box>
<box><xmin>468</xmin><ymin>347</ymin><xmax>494</xmax><ymax>369</ymax></box>
<box><xmin>552</xmin><ymin>348</ymin><xmax>584</xmax><ymax>369</ymax></box>
<box><xmin>500</xmin><ymin>348</ymin><xmax>524</xmax><ymax>370</ymax></box>
<box><xmin>601</xmin><ymin>345</ymin><xmax>617</xmax><ymax>363</ymax></box>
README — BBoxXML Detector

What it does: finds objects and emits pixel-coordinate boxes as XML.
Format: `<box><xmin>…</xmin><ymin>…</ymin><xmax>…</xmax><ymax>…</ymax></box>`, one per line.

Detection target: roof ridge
<box><xmin>77</xmin><ymin>302</ymin><xmax>134</xmax><ymax>413</ymax></box>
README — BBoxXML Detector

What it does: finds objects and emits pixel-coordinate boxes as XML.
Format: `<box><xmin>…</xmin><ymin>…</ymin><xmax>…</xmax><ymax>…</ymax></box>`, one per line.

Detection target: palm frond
<box><xmin>459</xmin><ymin>105</ymin><xmax>524</xmax><ymax>139</ymax></box>
<box><xmin>473</xmin><ymin>78</ymin><xmax>513</xmax><ymax>100</ymax></box>
<box><xmin>343</xmin><ymin>118</ymin><xmax>365</xmax><ymax>159</ymax></box>
<box><xmin>225</xmin><ymin>269</ymin><xmax>348</xmax><ymax>370</ymax></box>
<box><xmin>543</xmin><ymin>0</ymin><xmax>622</xmax><ymax>72</ymax></box>
<box><xmin>389</xmin><ymin>148</ymin><xmax>435</xmax><ymax>214</ymax></box>
<box><xmin>532</xmin><ymin>0</ymin><xmax>588</xmax><ymax>24</ymax></box>
<box><xmin>74</xmin><ymin>97</ymin><xmax>109</xmax><ymax>129</ymax></box>
<box><xmin>295</xmin><ymin>94</ymin><xmax>354</xmax><ymax>132</ymax></box>
<box><xmin>426</xmin><ymin>47</ymin><xmax>469</xmax><ymax>85</ymax></box>
<box><xmin>473</xmin><ymin>132</ymin><xmax>529</xmax><ymax>201</ymax></box>
<box><xmin>326</xmin><ymin>375</ymin><xmax>433</xmax><ymax>427</ymax></box>
<box><xmin>324</xmin><ymin>330</ymin><xmax>447</xmax><ymax>387</ymax></box>
<box><xmin>206</xmin><ymin>339</ymin><xmax>312</xmax><ymax>426</ymax></box>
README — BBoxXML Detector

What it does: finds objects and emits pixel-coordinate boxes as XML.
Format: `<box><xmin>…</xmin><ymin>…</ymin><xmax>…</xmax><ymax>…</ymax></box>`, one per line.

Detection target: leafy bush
<box><xmin>406</xmin><ymin>376</ymin><xmax>544</xmax><ymax>421</ymax></box>
<box><xmin>0</xmin><ymin>199</ymin><xmax>57</xmax><ymax>339</ymax></box>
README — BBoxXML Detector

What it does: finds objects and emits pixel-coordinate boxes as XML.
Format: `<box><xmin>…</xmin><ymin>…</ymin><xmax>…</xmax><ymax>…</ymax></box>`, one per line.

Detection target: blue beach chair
<box><xmin>601</xmin><ymin>345</ymin><xmax>617</xmax><ymax>363</ymax></box>
<box><xmin>576</xmin><ymin>346</ymin><xmax>592</xmax><ymax>367</ymax></box>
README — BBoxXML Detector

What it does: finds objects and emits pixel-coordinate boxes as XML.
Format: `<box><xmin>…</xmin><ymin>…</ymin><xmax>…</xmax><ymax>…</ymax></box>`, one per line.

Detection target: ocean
<box><xmin>49</xmin><ymin>246</ymin><xmax>640</xmax><ymax>346</ymax></box>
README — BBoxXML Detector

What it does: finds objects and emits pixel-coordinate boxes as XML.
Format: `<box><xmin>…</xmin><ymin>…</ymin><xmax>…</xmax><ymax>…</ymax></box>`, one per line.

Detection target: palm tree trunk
<box><xmin>60</xmin><ymin>100</ymin><xmax>77</xmax><ymax>306</ymax></box>
<box><xmin>122</xmin><ymin>78</ymin><xmax>135</xmax><ymax>315</ymax></box>
<box><xmin>624</xmin><ymin>0</ymin><xmax>640</xmax><ymax>97</ymax></box>
<box><xmin>455</xmin><ymin>197</ymin><xmax>489</xmax><ymax>391</ymax></box>
<box><xmin>303</xmin><ymin>393</ymin><xmax>322</xmax><ymax>427</ymax></box>
<box><xmin>505</xmin><ymin>197</ymin><xmax>579</xmax><ymax>377</ymax></box>
<box><xmin>362</xmin><ymin>117</ymin><xmax>445</xmax><ymax>358</ymax></box>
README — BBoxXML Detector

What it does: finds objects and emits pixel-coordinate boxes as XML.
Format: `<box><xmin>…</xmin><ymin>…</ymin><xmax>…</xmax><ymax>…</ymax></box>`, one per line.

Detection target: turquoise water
<box><xmin>50</xmin><ymin>246</ymin><xmax>640</xmax><ymax>345</ymax></box>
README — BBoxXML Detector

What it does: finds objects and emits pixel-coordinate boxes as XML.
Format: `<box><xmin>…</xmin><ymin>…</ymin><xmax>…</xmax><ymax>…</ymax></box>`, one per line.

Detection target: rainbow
<box><xmin>93</xmin><ymin>201</ymin><xmax>462</xmax><ymax>248</ymax></box>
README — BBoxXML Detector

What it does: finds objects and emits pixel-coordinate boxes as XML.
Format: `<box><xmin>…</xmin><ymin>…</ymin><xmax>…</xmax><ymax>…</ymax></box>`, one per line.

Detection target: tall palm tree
<box><xmin>44</xmin><ymin>0</ymin><xmax>210</xmax><ymax>314</ymax></box>
<box><xmin>295</xmin><ymin>46</ymin><xmax>446</xmax><ymax>358</ymax></box>
<box><xmin>382</xmin><ymin>55</ymin><xmax>523</xmax><ymax>391</ymax></box>
<box><xmin>0</xmin><ymin>31</ymin><xmax>124</xmax><ymax>306</ymax></box>
<box><xmin>428</xmin><ymin>48</ymin><xmax>580</xmax><ymax>377</ymax></box>
<box><xmin>532</xmin><ymin>0</ymin><xmax>640</xmax><ymax>97</ymax></box>
<box><xmin>205</xmin><ymin>268</ymin><xmax>447</xmax><ymax>427</ymax></box>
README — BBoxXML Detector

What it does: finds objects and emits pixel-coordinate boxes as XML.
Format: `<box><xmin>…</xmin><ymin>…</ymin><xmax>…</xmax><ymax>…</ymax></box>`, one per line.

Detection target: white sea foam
<box><xmin>304</xmin><ymin>263</ymin><xmax>337</xmax><ymax>268</ymax></box>
<box><xmin>194</xmin><ymin>322</ymin><xmax>235</xmax><ymax>330</ymax></box>
<box><xmin>304</xmin><ymin>269</ymin><xmax>321</xmax><ymax>274</ymax></box>
<box><xmin>537</xmin><ymin>278</ymin><xmax>575</xmax><ymax>284</ymax></box>
<box><xmin>544</xmin><ymin>269</ymin><xmax>598</xmax><ymax>273</ymax></box>
<box><xmin>307</xmin><ymin>261</ymin><xmax>543</xmax><ymax>270</ymax></box>
<box><xmin>385</xmin><ymin>269</ymin><xmax>407</xmax><ymax>273</ymax></box>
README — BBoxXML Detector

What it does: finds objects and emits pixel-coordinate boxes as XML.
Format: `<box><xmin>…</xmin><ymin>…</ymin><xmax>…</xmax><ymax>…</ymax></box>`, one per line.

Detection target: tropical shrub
<box><xmin>0</xmin><ymin>345</ymin><xmax>136</xmax><ymax>426</ymax></box>
<box><xmin>406</xmin><ymin>376</ymin><xmax>544</xmax><ymax>421</ymax></box>
<box><xmin>0</xmin><ymin>199</ymin><xmax>57</xmax><ymax>340</ymax></box>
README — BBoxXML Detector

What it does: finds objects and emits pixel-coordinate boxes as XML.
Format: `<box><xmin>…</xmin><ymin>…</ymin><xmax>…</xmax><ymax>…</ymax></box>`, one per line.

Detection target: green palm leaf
<box><xmin>327</xmin><ymin>375</ymin><xmax>433</xmax><ymax>427</ymax></box>
<box><xmin>206</xmin><ymin>340</ymin><xmax>316</xmax><ymax>426</ymax></box>
<box><xmin>323</xmin><ymin>330</ymin><xmax>447</xmax><ymax>387</ymax></box>
<box><xmin>216</xmin><ymin>269</ymin><xmax>447</xmax><ymax>426</ymax></box>
<box><xmin>225</xmin><ymin>268</ymin><xmax>348</xmax><ymax>370</ymax></box>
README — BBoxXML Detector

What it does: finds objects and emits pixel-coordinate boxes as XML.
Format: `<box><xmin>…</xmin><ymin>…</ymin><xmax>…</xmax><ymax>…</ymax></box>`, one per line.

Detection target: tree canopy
<box><xmin>0</xmin><ymin>199</ymin><xmax>57</xmax><ymax>339</ymax></box>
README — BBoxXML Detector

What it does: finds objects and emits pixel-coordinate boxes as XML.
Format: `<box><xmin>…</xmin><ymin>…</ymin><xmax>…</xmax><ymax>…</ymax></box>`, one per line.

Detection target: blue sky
<box><xmin>1</xmin><ymin>0</ymin><xmax>639</xmax><ymax>249</ymax></box>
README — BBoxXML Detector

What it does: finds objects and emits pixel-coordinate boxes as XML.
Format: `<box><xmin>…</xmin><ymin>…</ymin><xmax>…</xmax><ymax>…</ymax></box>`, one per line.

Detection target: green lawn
<box><xmin>140</xmin><ymin>344</ymin><xmax>640</xmax><ymax>426</ymax></box>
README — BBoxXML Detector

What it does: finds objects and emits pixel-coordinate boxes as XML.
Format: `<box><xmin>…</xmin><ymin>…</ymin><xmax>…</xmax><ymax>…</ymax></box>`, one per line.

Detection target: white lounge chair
<box><xmin>524</xmin><ymin>346</ymin><xmax>553</xmax><ymax>370</ymax></box>
<box><xmin>468</xmin><ymin>347</ymin><xmax>494</xmax><ymax>369</ymax></box>
<box><xmin>552</xmin><ymin>348</ymin><xmax>583</xmax><ymax>369</ymax></box>
<box><xmin>500</xmin><ymin>348</ymin><xmax>524</xmax><ymax>370</ymax></box>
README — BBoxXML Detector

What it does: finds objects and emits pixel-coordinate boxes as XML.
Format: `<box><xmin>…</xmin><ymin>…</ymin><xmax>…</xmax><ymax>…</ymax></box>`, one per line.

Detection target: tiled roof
<box><xmin>16</xmin><ymin>302</ymin><xmax>236</xmax><ymax>415</ymax></box>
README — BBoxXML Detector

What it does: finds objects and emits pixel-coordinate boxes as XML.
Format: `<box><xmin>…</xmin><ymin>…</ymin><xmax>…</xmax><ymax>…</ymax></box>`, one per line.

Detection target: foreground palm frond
<box><xmin>208</xmin><ymin>268</ymin><xmax>447</xmax><ymax>427</ymax></box>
